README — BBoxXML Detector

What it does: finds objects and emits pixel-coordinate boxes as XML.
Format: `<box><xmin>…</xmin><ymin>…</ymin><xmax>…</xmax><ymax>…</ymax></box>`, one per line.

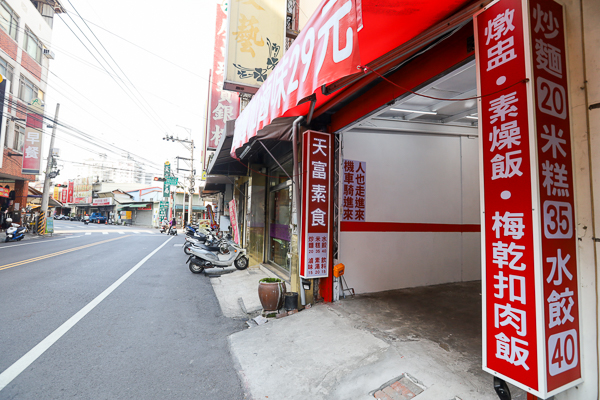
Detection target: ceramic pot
<box><xmin>258</xmin><ymin>279</ymin><xmax>287</xmax><ymax>311</ymax></box>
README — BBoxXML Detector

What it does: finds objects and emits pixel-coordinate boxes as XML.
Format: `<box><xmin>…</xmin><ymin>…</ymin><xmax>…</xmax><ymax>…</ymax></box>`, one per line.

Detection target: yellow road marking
<box><xmin>0</xmin><ymin>236</ymin><xmax>131</xmax><ymax>271</ymax></box>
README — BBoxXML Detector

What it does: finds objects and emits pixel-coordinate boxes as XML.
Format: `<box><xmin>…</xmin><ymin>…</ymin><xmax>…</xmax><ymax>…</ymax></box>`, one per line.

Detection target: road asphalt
<box><xmin>0</xmin><ymin>220</ymin><xmax>246</xmax><ymax>399</ymax></box>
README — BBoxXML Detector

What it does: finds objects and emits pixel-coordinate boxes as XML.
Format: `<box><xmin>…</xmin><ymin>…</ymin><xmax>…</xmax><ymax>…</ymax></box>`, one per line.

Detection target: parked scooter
<box><xmin>4</xmin><ymin>218</ymin><xmax>26</xmax><ymax>242</ymax></box>
<box><xmin>183</xmin><ymin>232</ymin><xmax>213</xmax><ymax>255</ymax></box>
<box><xmin>186</xmin><ymin>235</ymin><xmax>249</xmax><ymax>274</ymax></box>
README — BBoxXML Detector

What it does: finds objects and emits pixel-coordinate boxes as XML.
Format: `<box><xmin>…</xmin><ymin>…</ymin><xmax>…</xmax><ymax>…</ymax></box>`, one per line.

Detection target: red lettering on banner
<box><xmin>207</xmin><ymin>4</ymin><xmax>240</xmax><ymax>150</ymax></box>
<box><xmin>477</xmin><ymin>0</ymin><xmax>581</xmax><ymax>397</ymax></box>
<box><xmin>300</xmin><ymin>131</ymin><xmax>332</xmax><ymax>279</ymax></box>
<box><xmin>67</xmin><ymin>180</ymin><xmax>74</xmax><ymax>204</ymax></box>
<box><xmin>21</xmin><ymin>109</ymin><xmax>44</xmax><ymax>175</ymax></box>
<box><xmin>342</xmin><ymin>159</ymin><xmax>366</xmax><ymax>222</ymax></box>
<box><xmin>231</xmin><ymin>1</ymin><xmax>361</xmax><ymax>157</ymax></box>
<box><xmin>530</xmin><ymin>0</ymin><xmax>581</xmax><ymax>392</ymax></box>
<box><xmin>476</xmin><ymin>0</ymin><xmax>538</xmax><ymax>391</ymax></box>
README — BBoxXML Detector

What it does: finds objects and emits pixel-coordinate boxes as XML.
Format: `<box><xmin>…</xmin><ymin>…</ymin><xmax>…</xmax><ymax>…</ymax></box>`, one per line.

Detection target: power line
<box><xmin>57</xmin><ymin>13</ymin><xmax>172</xmax><ymax>136</ymax></box>
<box><xmin>65</xmin><ymin>0</ymin><xmax>175</xmax><ymax>134</ymax></box>
<box><xmin>66</xmin><ymin>12</ymin><xmax>205</xmax><ymax>79</ymax></box>
<box><xmin>1</xmin><ymin>97</ymin><xmax>163</xmax><ymax>171</ymax></box>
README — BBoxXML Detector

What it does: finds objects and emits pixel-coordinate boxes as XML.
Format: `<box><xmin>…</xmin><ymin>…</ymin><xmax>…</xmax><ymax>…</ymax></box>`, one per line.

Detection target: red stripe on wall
<box><xmin>340</xmin><ymin>221</ymin><xmax>481</xmax><ymax>232</ymax></box>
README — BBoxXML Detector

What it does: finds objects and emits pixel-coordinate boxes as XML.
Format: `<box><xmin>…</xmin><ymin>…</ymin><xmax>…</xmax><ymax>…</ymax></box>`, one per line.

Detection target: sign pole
<box><xmin>40</xmin><ymin>103</ymin><xmax>60</xmax><ymax>230</ymax></box>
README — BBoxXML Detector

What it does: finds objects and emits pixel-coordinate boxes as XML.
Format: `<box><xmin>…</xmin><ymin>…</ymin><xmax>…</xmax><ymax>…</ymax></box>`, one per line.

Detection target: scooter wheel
<box><xmin>183</xmin><ymin>244</ymin><xmax>192</xmax><ymax>256</ymax></box>
<box><xmin>4</xmin><ymin>237</ymin><xmax>8</xmax><ymax>243</ymax></box>
<box><xmin>234</xmin><ymin>256</ymin><xmax>249</xmax><ymax>270</ymax></box>
<box><xmin>189</xmin><ymin>262</ymin><xmax>204</xmax><ymax>274</ymax></box>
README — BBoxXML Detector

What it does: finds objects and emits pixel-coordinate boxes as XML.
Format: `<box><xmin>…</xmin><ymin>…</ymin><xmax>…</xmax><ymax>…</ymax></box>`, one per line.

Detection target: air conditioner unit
<box><xmin>43</xmin><ymin>48</ymin><xmax>55</xmax><ymax>60</ymax></box>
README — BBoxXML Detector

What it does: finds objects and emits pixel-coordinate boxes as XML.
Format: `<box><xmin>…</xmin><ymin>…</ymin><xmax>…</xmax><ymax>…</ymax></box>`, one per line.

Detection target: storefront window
<box><xmin>269</xmin><ymin>158</ymin><xmax>293</xmax><ymax>188</ymax></box>
<box><xmin>268</xmin><ymin>182</ymin><xmax>292</xmax><ymax>271</ymax></box>
<box><xmin>246</xmin><ymin>173</ymin><xmax>266</xmax><ymax>266</ymax></box>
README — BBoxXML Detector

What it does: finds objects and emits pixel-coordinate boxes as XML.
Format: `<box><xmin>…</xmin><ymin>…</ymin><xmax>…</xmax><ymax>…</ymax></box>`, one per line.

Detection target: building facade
<box><xmin>207</xmin><ymin>0</ymin><xmax>599</xmax><ymax>398</ymax></box>
<box><xmin>0</xmin><ymin>0</ymin><xmax>64</xmax><ymax>225</ymax></box>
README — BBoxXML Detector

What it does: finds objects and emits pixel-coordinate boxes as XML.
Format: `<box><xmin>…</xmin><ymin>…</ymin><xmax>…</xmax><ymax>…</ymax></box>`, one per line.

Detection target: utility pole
<box><xmin>40</xmin><ymin>103</ymin><xmax>60</xmax><ymax>226</ymax></box>
<box><xmin>164</xmin><ymin>125</ymin><xmax>195</xmax><ymax>225</ymax></box>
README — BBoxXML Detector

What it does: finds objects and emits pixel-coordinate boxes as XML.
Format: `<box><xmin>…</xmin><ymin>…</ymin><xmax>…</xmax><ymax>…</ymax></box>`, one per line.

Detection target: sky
<box><xmin>41</xmin><ymin>0</ymin><xmax>219</xmax><ymax>185</ymax></box>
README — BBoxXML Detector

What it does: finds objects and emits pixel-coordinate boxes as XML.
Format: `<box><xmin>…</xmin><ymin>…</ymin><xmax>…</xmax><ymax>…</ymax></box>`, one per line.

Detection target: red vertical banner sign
<box><xmin>67</xmin><ymin>180</ymin><xmax>74</xmax><ymax>204</ymax></box>
<box><xmin>206</xmin><ymin>3</ymin><xmax>240</xmax><ymax>150</ymax></box>
<box><xmin>61</xmin><ymin>187</ymin><xmax>67</xmax><ymax>203</ymax></box>
<box><xmin>475</xmin><ymin>0</ymin><xmax>581</xmax><ymax>397</ymax></box>
<box><xmin>21</xmin><ymin>105</ymin><xmax>44</xmax><ymax>175</ymax></box>
<box><xmin>229</xmin><ymin>199</ymin><xmax>240</xmax><ymax>244</ymax></box>
<box><xmin>529</xmin><ymin>0</ymin><xmax>581</xmax><ymax>392</ymax></box>
<box><xmin>300</xmin><ymin>131</ymin><xmax>332</xmax><ymax>279</ymax></box>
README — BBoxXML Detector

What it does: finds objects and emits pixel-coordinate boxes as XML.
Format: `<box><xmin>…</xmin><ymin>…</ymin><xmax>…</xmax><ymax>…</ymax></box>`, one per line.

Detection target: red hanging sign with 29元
<box><xmin>475</xmin><ymin>0</ymin><xmax>580</xmax><ymax>397</ymax></box>
<box><xmin>300</xmin><ymin>131</ymin><xmax>332</xmax><ymax>279</ymax></box>
<box><xmin>231</xmin><ymin>0</ymin><xmax>361</xmax><ymax>157</ymax></box>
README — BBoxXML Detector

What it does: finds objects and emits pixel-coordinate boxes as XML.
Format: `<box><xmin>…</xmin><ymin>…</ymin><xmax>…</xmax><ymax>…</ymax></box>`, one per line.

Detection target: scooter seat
<box><xmin>200</xmin><ymin>244</ymin><xmax>221</xmax><ymax>252</ymax></box>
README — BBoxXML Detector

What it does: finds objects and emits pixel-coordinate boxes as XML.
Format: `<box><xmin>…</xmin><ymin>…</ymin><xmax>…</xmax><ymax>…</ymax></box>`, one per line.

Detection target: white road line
<box><xmin>118</xmin><ymin>231</ymin><xmax>124</xmax><ymax>235</ymax></box>
<box><xmin>0</xmin><ymin>236</ymin><xmax>80</xmax><ymax>249</ymax></box>
<box><xmin>102</xmin><ymin>232</ymin><xmax>108</xmax><ymax>235</ymax></box>
<box><xmin>85</xmin><ymin>233</ymin><xmax>91</xmax><ymax>236</ymax></box>
<box><xmin>0</xmin><ymin>236</ymin><xmax>174</xmax><ymax>392</ymax></box>
<box><xmin>132</xmin><ymin>231</ymin><xmax>140</xmax><ymax>234</ymax></box>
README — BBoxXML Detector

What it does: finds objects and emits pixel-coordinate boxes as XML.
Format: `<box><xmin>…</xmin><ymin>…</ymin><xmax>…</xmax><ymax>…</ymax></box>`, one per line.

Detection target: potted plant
<box><xmin>258</xmin><ymin>277</ymin><xmax>287</xmax><ymax>313</ymax></box>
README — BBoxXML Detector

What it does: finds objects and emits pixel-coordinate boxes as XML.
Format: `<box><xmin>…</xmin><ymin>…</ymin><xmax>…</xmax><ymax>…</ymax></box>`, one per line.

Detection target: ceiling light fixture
<box><xmin>389</xmin><ymin>108</ymin><xmax>437</xmax><ymax>115</ymax></box>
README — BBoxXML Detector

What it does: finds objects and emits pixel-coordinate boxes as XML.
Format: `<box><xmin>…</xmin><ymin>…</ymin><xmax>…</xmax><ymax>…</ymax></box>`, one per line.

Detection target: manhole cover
<box><xmin>372</xmin><ymin>374</ymin><xmax>424</xmax><ymax>400</ymax></box>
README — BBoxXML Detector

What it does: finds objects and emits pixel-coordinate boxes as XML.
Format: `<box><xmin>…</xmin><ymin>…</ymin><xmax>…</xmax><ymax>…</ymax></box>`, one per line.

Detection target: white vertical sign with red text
<box><xmin>475</xmin><ymin>0</ymin><xmax>581</xmax><ymax>397</ymax></box>
<box><xmin>341</xmin><ymin>159</ymin><xmax>366</xmax><ymax>222</ymax></box>
<box><xmin>300</xmin><ymin>131</ymin><xmax>332</xmax><ymax>279</ymax></box>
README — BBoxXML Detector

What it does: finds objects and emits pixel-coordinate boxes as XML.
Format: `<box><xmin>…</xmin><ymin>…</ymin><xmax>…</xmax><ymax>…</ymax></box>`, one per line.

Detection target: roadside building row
<box><xmin>204</xmin><ymin>0</ymin><xmax>599</xmax><ymax>398</ymax></box>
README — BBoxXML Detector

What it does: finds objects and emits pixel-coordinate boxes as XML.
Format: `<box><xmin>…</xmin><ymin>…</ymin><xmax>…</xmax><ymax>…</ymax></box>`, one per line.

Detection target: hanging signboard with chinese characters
<box><xmin>224</xmin><ymin>0</ymin><xmax>286</xmax><ymax>94</ymax></box>
<box><xmin>67</xmin><ymin>180</ymin><xmax>74</xmax><ymax>203</ymax></box>
<box><xmin>73</xmin><ymin>177</ymin><xmax>92</xmax><ymax>204</ymax></box>
<box><xmin>530</xmin><ymin>0</ymin><xmax>580</xmax><ymax>392</ymax></box>
<box><xmin>231</xmin><ymin>0</ymin><xmax>361</xmax><ymax>157</ymax></box>
<box><xmin>475</xmin><ymin>0</ymin><xmax>581</xmax><ymax>397</ymax></box>
<box><xmin>341</xmin><ymin>159</ymin><xmax>366</xmax><ymax>221</ymax></box>
<box><xmin>163</xmin><ymin>161</ymin><xmax>171</xmax><ymax>198</ymax></box>
<box><xmin>300</xmin><ymin>131</ymin><xmax>332</xmax><ymax>279</ymax></box>
<box><xmin>158</xmin><ymin>200</ymin><xmax>169</xmax><ymax>221</ymax></box>
<box><xmin>21</xmin><ymin>100</ymin><xmax>44</xmax><ymax>175</ymax></box>
<box><xmin>207</xmin><ymin>2</ymin><xmax>241</xmax><ymax>150</ymax></box>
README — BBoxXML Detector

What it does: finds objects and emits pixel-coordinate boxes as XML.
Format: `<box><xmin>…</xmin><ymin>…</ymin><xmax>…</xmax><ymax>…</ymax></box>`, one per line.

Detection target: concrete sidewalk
<box><xmin>211</xmin><ymin>270</ymin><xmax>524</xmax><ymax>400</ymax></box>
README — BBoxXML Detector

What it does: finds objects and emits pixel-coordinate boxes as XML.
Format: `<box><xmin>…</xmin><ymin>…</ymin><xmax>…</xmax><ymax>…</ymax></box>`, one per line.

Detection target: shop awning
<box><xmin>231</xmin><ymin>0</ymin><xmax>483</xmax><ymax>158</ymax></box>
<box><xmin>174</xmin><ymin>205</ymin><xmax>206</xmax><ymax>211</ymax></box>
<box><xmin>207</xmin><ymin>121</ymin><xmax>248</xmax><ymax>176</ymax></box>
<box><xmin>121</xmin><ymin>203</ymin><xmax>151</xmax><ymax>208</ymax></box>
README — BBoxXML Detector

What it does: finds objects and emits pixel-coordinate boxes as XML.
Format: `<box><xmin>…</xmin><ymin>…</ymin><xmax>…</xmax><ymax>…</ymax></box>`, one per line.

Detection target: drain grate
<box><xmin>372</xmin><ymin>374</ymin><xmax>424</xmax><ymax>400</ymax></box>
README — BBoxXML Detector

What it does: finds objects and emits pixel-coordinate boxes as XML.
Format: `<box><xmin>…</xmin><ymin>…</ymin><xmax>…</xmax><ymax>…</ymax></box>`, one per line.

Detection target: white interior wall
<box><xmin>339</xmin><ymin>130</ymin><xmax>481</xmax><ymax>294</ymax></box>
